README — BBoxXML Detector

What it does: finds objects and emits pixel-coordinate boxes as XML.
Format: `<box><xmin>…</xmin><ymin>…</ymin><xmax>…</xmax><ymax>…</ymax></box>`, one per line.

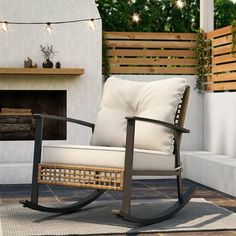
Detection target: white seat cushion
<box><xmin>42</xmin><ymin>145</ymin><xmax>175</xmax><ymax>171</ymax></box>
<box><xmin>91</xmin><ymin>76</ymin><xmax>187</xmax><ymax>154</ymax></box>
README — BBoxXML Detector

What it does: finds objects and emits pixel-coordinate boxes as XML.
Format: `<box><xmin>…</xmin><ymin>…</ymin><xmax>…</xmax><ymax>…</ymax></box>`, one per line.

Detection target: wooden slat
<box><xmin>0</xmin><ymin>124</ymin><xmax>32</xmax><ymax>132</ymax></box>
<box><xmin>207</xmin><ymin>72</ymin><xmax>236</xmax><ymax>82</ymax></box>
<box><xmin>206</xmin><ymin>81</ymin><xmax>236</xmax><ymax>91</ymax></box>
<box><xmin>206</xmin><ymin>25</ymin><xmax>236</xmax><ymax>91</ymax></box>
<box><xmin>1</xmin><ymin>108</ymin><xmax>32</xmax><ymax>114</ymax></box>
<box><xmin>212</xmin><ymin>35</ymin><xmax>232</xmax><ymax>47</ymax></box>
<box><xmin>212</xmin><ymin>44</ymin><xmax>232</xmax><ymax>56</ymax></box>
<box><xmin>0</xmin><ymin>116</ymin><xmax>33</xmax><ymax>124</ymax></box>
<box><xmin>109</xmin><ymin>58</ymin><xmax>196</xmax><ymax>66</ymax></box>
<box><xmin>105</xmin><ymin>31</ymin><xmax>196</xmax><ymax>76</ymax></box>
<box><xmin>108</xmin><ymin>49</ymin><xmax>196</xmax><ymax>57</ymax></box>
<box><xmin>212</xmin><ymin>54</ymin><xmax>236</xmax><ymax>64</ymax></box>
<box><xmin>107</xmin><ymin>40</ymin><xmax>196</xmax><ymax>49</ymax></box>
<box><xmin>105</xmin><ymin>32</ymin><xmax>196</xmax><ymax>40</ymax></box>
<box><xmin>206</xmin><ymin>25</ymin><xmax>232</xmax><ymax>39</ymax></box>
<box><xmin>211</xmin><ymin>62</ymin><xmax>236</xmax><ymax>73</ymax></box>
<box><xmin>0</xmin><ymin>68</ymin><xmax>84</xmax><ymax>75</ymax></box>
<box><xmin>110</xmin><ymin>66</ymin><xmax>196</xmax><ymax>74</ymax></box>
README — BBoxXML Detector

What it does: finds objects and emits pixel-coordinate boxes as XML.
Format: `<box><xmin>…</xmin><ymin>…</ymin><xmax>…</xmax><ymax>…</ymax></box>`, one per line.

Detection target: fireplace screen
<box><xmin>0</xmin><ymin>90</ymin><xmax>66</xmax><ymax>140</ymax></box>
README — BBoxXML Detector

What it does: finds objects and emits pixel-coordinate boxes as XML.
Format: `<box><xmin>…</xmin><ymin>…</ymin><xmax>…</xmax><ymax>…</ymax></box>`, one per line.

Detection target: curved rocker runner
<box><xmin>113</xmin><ymin>185</ymin><xmax>196</xmax><ymax>225</ymax></box>
<box><xmin>20</xmin><ymin>189</ymin><xmax>105</xmax><ymax>213</ymax></box>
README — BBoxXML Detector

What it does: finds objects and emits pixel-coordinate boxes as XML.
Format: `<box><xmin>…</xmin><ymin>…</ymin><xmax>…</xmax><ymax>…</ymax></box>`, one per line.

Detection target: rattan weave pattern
<box><xmin>38</xmin><ymin>164</ymin><xmax>124</xmax><ymax>191</ymax></box>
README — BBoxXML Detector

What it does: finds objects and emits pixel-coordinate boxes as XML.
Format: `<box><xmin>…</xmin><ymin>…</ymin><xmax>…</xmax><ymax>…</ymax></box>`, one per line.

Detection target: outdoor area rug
<box><xmin>1</xmin><ymin>198</ymin><xmax>236</xmax><ymax>235</ymax></box>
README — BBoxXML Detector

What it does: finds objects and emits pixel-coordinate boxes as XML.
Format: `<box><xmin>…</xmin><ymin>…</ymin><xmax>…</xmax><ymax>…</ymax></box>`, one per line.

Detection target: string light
<box><xmin>132</xmin><ymin>13</ymin><xmax>140</xmax><ymax>23</ymax></box>
<box><xmin>45</xmin><ymin>23</ymin><xmax>52</xmax><ymax>34</ymax></box>
<box><xmin>1</xmin><ymin>21</ymin><xmax>8</xmax><ymax>32</ymax></box>
<box><xmin>0</xmin><ymin>18</ymin><xmax>101</xmax><ymax>33</ymax></box>
<box><xmin>176</xmin><ymin>0</ymin><xmax>184</xmax><ymax>9</ymax></box>
<box><xmin>88</xmin><ymin>19</ymin><xmax>95</xmax><ymax>31</ymax></box>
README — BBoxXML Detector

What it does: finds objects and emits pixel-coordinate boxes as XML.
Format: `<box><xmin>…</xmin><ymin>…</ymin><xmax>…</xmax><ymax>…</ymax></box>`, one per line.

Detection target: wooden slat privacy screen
<box><xmin>105</xmin><ymin>32</ymin><xmax>197</xmax><ymax>75</ymax></box>
<box><xmin>206</xmin><ymin>26</ymin><xmax>236</xmax><ymax>91</ymax></box>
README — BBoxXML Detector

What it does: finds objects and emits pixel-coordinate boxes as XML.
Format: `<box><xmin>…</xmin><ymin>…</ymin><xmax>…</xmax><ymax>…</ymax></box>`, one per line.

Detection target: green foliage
<box><xmin>102</xmin><ymin>32</ymin><xmax>110</xmax><ymax>80</ymax></box>
<box><xmin>232</xmin><ymin>20</ymin><xmax>236</xmax><ymax>55</ymax></box>
<box><xmin>96</xmin><ymin>0</ymin><xmax>199</xmax><ymax>32</ymax></box>
<box><xmin>96</xmin><ymin>0</ymin><xmax>236</xmax><ymax>32</ymax></box>
<box><xmin>214</xmin><ymin>0</ymin><xmax>236</xmax><ymax>29</ymax></box>
<box><xmin>195</xmin><ymin>29</ymin><xmax>211</xmax><ymax>92</ymax></box>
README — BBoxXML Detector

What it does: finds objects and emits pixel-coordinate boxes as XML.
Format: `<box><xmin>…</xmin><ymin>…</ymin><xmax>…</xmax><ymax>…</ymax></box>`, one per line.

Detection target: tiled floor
<box><xmin>1</xmin><ymin>179</ymin><xmax>236</xmax><ymax>235</ymax></box>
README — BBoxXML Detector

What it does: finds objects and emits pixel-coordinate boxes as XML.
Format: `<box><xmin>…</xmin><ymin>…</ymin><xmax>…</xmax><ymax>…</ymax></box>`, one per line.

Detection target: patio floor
<box><xmin>1</xmin><ymin>179</ymin><xmax>236</xmax><ymax>236</ymax></box>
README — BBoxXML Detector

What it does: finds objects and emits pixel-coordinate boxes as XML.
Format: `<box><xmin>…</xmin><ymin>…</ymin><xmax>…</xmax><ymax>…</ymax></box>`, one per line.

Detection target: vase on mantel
<box><xmin>42</xmin><ymin>59</ymin><xmax>53</xmax><ymax>68</ymax></box>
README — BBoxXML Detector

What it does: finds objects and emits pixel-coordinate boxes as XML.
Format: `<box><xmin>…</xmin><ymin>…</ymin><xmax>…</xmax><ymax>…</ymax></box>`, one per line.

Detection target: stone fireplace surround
<box><xmin>0</xmin><ymin>0</ymin><xmax>102</xmax><ymax>184</ymax></box>
<box><xmin>0</xmin><ymin>73</ymin><xmax>102</xmax><ymax>184</ymax></box>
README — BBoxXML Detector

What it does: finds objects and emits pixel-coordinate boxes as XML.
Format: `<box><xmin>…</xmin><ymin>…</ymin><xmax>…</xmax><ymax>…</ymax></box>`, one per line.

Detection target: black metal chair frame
<box><xmin>21</xmin><ymin>86</ymin><xmax>196</xmax><ymax>226</ymax></box>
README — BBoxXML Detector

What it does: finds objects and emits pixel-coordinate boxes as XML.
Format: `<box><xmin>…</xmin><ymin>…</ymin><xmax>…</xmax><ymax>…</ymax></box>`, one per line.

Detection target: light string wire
<box><xmin>1</xmin><ymin>17</ymin><xmax>101</xmax><ymax>33</ymax></box>
<box><xmin>0</xmin><ymin>17</ymin><xmax>101</xmax><ymax>25</ymax></box>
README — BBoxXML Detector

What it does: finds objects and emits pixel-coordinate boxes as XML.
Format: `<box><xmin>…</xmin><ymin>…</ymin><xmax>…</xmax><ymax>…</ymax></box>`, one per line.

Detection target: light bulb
<box><xmin>176</xmin><ymin>0</ymin><xmax>184</xmax><ymax>9</ymax></box>
<box><xmin>132</xmin><ymin>13</ymin><xmax>140</xmax><ymax>23</ymax></box>
<box><xmin>88</xmin><ymin>19</ymin><xmax>95</xmax><ymax>31</ymax></box>
<box><xmin>45</xmin><ymin>23</ymin><xmax>52</xmax><ymax>34</ymax></box>
<box><xmin>1</xmin><ymin>21</ymin><xmax>8</xmax><ymax>32</ymax></box>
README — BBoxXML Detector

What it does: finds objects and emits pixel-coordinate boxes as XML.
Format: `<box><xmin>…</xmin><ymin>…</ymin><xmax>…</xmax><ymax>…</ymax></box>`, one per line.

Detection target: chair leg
<box><xmin>112</xmin><ymin>174</ymin><xmax>132</xmax><ymax>217</ymax></box>
<box><xmin>177</xmin><ymin>172</ymin><xmax>184</xmax><ymax>203</ymax></box>
<box><xmin>114</xmin><ymin>118</ymin><xmax>135</xmax><ymax>216</ymax></box>
<box><xmin>121</xmin><ymin>172</ymin><xmax>132</xmax><ymax>215</ymax></box>
<box><xmin>30</xmin><ymin>116</ymin><xmax>44</xmax><ymax>205</ymax></box>
<box><xmin>30</xmin><ymin>171</ymin><xmax>40</xmax><ymax>205</ymax></box>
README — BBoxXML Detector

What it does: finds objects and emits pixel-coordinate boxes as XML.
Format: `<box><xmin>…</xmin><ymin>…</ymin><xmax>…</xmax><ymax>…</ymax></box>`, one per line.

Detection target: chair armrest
<box><xmin>33</xmin><ymin>113</ymin><xmax>95</xmax><ymax>130</ymax></box>
<box><xmin>125</xmin><ymin>116</ymin><xmax>189</xmax><ymax>133</ymax></box>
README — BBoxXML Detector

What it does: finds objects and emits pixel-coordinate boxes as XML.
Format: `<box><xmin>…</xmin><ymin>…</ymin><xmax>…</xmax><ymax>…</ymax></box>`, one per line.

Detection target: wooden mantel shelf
<box><xmin>0</xmin><ymin>68</ymin><xmax>84</xmax><ymax>75</ymax></box>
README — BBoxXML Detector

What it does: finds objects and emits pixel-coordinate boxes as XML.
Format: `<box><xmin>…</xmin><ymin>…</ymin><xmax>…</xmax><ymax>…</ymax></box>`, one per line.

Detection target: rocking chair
<box><xmin>21</xmin><ymin>76</ymin><xmax>196</xmax><ymax>225</ymax></box>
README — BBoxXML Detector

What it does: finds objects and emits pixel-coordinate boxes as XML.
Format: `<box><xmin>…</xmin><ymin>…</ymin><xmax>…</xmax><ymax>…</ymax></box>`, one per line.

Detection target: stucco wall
<box><xmin>204</xmin><ymin>92</ymin><xmax>236</xmax><ymax>157</ymax></box>
<box><xmin>0</xmin><ymin>0</ymin><xmax>102</xmax><ymax>184</ymax></box>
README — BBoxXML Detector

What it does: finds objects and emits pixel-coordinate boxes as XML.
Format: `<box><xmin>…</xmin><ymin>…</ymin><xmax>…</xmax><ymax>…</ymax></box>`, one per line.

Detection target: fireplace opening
<box><xmin>0</xmin><ymin>90</ymin><xmax>66</xmax><ymax>140</ymax></box>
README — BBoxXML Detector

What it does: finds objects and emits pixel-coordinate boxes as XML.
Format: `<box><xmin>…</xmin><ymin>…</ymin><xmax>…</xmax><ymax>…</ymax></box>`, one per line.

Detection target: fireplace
<box><xmin>0</xmin><ymin>90</ymin><xmax>66</xmax><ymax>140</ymax></box>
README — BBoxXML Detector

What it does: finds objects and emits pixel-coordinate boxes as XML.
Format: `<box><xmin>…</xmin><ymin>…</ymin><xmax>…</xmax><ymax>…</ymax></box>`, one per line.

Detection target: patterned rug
<box><xmin>1</xmin><ymin>198</ymin><xmax>236</xmax><ymax>235</ymax></box>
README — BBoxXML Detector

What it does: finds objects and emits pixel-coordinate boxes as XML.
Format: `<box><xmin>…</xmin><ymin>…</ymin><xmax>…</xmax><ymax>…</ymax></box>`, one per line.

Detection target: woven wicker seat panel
<box><xmin>38</xmin><ymin>164</ymin><xmax>124</xmax><ymax>191</ymax></box>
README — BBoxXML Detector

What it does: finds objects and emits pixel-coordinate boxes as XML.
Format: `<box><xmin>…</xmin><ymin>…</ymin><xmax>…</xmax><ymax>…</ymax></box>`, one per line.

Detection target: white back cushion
<box><xmin>91</xmin><ymin>76</ymin><xmax>187</xmax><ymax>154</ymax></box>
